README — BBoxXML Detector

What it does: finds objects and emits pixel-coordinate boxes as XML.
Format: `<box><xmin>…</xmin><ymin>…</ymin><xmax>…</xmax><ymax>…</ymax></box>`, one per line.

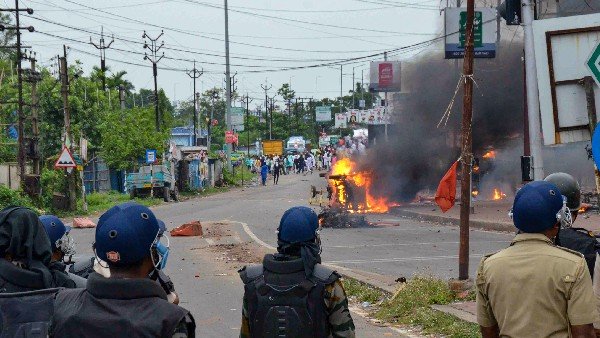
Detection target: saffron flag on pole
<box><xmin>435</xmin><ymin>160</ymin><xmax>459</xmax><ymax>213</ymax></box>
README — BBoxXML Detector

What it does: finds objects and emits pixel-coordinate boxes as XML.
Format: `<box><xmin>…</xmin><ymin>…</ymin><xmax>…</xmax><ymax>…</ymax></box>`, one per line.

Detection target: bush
<box><xmin>0</xmin><ymin>185</ymin><xmax>35</xmax><ymax>211</ymax></box>
<box><xmin>40</xmin><ymin>168</ymin><xmax>67</xmax><ymax>209</ymax></box>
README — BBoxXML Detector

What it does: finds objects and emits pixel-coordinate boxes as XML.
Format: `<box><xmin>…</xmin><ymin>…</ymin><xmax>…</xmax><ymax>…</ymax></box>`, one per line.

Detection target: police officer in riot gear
<box><xmin>238</xmin><ymin>206</ymin><xmax>355</xmax><ymax>338</ymax></box>
<box><xmin>0</xmin><ymin>206</ymin><xmax>77</xmax><ymax>292</ymax></box>
<box><xmin>39</xmin><ymin>215</ymin><xmax>87</xmax><ymax>287</ymax></box>
<box><xmin>52</xmin><ymin>202</ymin><xmax>195</xmax><ymax>337</ymax></box>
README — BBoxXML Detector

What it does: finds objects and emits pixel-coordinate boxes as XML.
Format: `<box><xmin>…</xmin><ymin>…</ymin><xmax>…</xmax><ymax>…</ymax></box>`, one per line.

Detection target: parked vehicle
<box><xmin>285</xmin><ymin>136</ymin><xmax>306</xmax><ymax>153</ymax></box>
<box><xmin>126</xmin><ymin>164</ymin><xmax>179</xmax><ymax>202</ymax></box>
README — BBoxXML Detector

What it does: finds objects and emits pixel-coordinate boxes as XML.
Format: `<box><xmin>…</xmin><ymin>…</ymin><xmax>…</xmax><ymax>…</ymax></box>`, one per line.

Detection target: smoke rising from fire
<box><xmin>359</xmin><ymin>41</ymin><xmax>526</xmax><ymax>202</ymax></box>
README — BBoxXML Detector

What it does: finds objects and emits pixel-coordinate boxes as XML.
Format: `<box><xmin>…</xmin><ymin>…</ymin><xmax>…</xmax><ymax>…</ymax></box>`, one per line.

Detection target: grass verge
<box><xmin>343</xmin><ymin>275</ymin><xmax>480</xmax><ymax>338</ymax></box>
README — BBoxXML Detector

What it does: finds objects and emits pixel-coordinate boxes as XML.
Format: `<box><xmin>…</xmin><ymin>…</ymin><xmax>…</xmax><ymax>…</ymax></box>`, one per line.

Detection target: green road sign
<box><xmin>459</xmin><ymin>11</ymin><xmax>483</xmax><ymax>48</ymax></box>
<box><xmin>587</xmin><ymin>41</ymin><xmax>600</xmax><ymax>88</ymax></box>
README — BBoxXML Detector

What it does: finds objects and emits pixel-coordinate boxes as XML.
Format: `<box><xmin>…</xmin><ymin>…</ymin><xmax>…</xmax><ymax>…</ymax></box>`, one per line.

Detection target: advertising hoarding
<box><xmin>444</xmin><ymin>7</ymin><xmax>497</xmax><ymax>59</ymax></box>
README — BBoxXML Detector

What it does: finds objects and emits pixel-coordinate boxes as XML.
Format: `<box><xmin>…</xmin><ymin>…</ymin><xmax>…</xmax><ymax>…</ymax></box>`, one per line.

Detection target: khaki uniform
<box><xmin>240</xmin><ymin>279</ymin><xmax>355</xmax><ymax>338</ymax></box>
<box><xmin>477</xmin><ymin>233</ymin><xmax>598</xmax><ymax>337</ymax></box>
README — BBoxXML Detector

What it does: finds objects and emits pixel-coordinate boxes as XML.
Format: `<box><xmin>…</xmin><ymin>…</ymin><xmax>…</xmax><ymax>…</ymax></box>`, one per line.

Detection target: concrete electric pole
<box><xmin>224</xmin><ymin>0</ymin><xmax>233</xmax><ymax>170</ymax></box>
<box><xmin>89</xmin><ymin>26</ymin><xmax>114</xmax><ymax>91</ymax></box>
<box><xmin>143</xmin><ymin>30</ymin><xmax>165</xmax><ymax>132</ymax></box>
<box><xmin>187</xmin><ymin>60</ymin><xmax>203</xmax><ymax>146</ymax></box>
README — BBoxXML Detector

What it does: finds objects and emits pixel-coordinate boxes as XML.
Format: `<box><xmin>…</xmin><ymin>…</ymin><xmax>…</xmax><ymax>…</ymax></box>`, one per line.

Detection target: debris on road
<box><xmin>72</xmin><ymin>218</ymin><xmax>96</xmax><ymax>228</ymax></box>
<box><xmin>170</xmin><ymin>221</ymin><xmax>203</xmax><ymax>237</ymax></box>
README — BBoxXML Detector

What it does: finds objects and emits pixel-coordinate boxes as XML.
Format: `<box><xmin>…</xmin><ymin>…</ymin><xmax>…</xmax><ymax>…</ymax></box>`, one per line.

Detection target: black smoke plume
<box><xmin>360</xmin><ymin>41</ymin><xmax>525</xmax><ymax>202</ymax></box>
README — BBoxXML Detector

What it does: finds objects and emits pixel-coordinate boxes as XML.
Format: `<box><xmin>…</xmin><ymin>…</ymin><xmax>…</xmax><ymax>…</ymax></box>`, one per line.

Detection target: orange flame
<box><xmin>483</xmin><ymin>150</ymin><xmax>496</xmax><ymax>159</ymax></box>
<box><xmin>329</xmin><ymin>158</ymin><xmax>392</xmax><ymax>213</ymax></box>
<box><xmin>492</xmin><ymin>188</ymin><xmax>507</xmax><ymax>200</ymax></box>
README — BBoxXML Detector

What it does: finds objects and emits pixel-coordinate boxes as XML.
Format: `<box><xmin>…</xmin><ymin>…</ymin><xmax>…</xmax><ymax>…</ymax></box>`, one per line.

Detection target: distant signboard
<box><xmin>334</xmin><ymin>113</ymin><xmax>347</xmax><ymax>129</ymax></box>
<box><xmin>230</xmin><ymin>107</ymin><xmax>245</xmax><ymax>126</ymax></box>
<box><xmin>315</xmin><ymin>106</ymin><xmax>332</xmax><ymax>122</ymax></box>
<box><xmin>444</xmin><ymin>7</ymin><xmax>497</xmax><ymax>59</ymax></box>
<box><xmin>369</xmin><ymin>61</ymin><xmax>401</xmax><ymax>92</ymax></box>
<box><xmin>145</xmin><ymin>149</ymin><xmax>157</xmax><ymax>164</ymax></box>
<box><xmin>225</xmin><ymin>130</ymin><xmax>236</xmax><ymax>144</ymax></box>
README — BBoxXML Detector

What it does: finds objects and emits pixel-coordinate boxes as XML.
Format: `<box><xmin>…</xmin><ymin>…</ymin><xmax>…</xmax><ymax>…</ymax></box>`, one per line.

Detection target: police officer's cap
<box><xmin>95</xmin><ymin>202</ymin><xmax>162</xmax><ymax>266</ymax></box>
<box><xmin>278</xmin><ymin>206</ymin><xmax>319</xmax><ymax>244</ymax></box>
<box><xmin>39</xmin><ymin>215</ymin><xmax>70</xmax><ymax>251</ymax></box>
<box><xmin>513</xmin><ymin>181</ymin><xmax>564</xmax><ymax>233</ymax></box>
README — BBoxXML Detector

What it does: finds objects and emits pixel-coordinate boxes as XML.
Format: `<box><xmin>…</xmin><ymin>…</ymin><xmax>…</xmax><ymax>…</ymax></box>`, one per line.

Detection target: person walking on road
<box><xmin>476</xmin><ymin>181</ymin><xmax>598</xmax><ymax>338</ymax></box>
<box><xmin>273</xmin><ymin>160</ymin><xmax>281</xmax><ymax>185</ymax></box>
<box><xmin>238</xmin><ymin>206</ymin><xmax>355</xmax><ymax>338</ymax></box>
<box><xmin>260</xmin><ymin>162</ymin><xmax>269</xmax><ymax>186</ymax></box>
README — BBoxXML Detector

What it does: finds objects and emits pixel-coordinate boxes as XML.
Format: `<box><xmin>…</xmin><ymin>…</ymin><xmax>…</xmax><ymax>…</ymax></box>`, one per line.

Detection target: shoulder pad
<box><xmin>556</xmin><ymin>246</ymin><xmax>585</xmax><ymax>259</ymax></box>
<box><xmin>482</xmin><ymin>251</ymin><xmax>500</xmax><ymax>260</ymax></box>
<box><xmin>238</xmin><ymin>264</ymin><xmax>263</xmax><ymax>284</ymax></box>
<box><xmin>312</xmin><ymin>264</ymin><xmax>340</xmax><ymax>284</ymax></box>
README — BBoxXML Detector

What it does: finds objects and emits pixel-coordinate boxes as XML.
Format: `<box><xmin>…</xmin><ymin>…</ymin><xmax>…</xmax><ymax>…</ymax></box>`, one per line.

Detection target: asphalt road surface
<box><xmin>69</xmin><ymin>171</ymin><xmax>513</xmax><ymax>337</ymax></box>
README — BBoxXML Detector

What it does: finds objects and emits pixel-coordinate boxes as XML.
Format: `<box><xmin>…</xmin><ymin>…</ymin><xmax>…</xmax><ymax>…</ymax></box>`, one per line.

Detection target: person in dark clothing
<box><xmin>52</xmin><ymin>202</ymin><xmax>195</xmax><ymax>338</ymax></box>
<box><xmin>273</xmin><ymin>160</ymin><xmax>281</xmax><ymax>185</ymax></box>
<box><xmin>0</xmin><ymin>206</ymin><xmax>76</xmax><ymax>292</ymax></box>
<box><xmin>238</xmin><ymin>207</ymin><xmax>355</xmax><ymax>338</ymax></box>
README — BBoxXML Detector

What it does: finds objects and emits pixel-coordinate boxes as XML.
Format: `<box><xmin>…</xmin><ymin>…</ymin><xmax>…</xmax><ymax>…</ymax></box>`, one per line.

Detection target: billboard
<box><xmin>369</xmin><ymin>61</ymin><xmax>401</xmax><ymax>92</ymax></box>
<box><xmin>315</xmin><ymin>106</ymin><xmax>332</xmax><ymax>122</ymax></box>
<box><xmin>533</xmin><ymin>13</ymin><xmax>600</xmax><ymax>145</ymax></box>
<box><xmin>444</xmin><ymin>7</ymin><xmax>497</xmax><ymax>59</ymax></box>
<box><xmin>334</xmin><ymin>113</ymin><xmax>347</xmax><ymax>129</ymax></box>
<box><xmin>230</xmin><ymin>107</ymin><xmax>245</xmax><ymax>126</ymax></box>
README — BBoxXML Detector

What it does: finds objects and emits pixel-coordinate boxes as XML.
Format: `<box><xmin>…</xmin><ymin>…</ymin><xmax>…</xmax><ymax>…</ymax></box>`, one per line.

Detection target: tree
<box><xmin>106</xmin><ymin>70</ymin><xmax>135</xmax><ymax>94</ymax></box>
<box><xmin>99</xmin><ymin>107</ymin><xmax>170</xmax><ymax>170</ymax></box>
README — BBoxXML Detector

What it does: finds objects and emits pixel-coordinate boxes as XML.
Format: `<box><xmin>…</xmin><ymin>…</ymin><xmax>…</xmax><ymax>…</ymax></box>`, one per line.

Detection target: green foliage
<box><xmin>80</xmin><ymin>191</ymin><xmax>160</xmax><ymax>215</ymax></box>
<box><xmin>40</xmin><ymin>168</ymin><xmax>67</xmax><ymax>210</ymax></box>
<box><xmin>223</xmin><ymin>164</ymin><xmax>252</xmax><ymax>186</ymax></box>
<box><xmin>374</xmin><ymin>275</ymin><xmax>479</xmax><ymax>338</ymax></box>
<box><xmin>0</xmin><ymin>185</ymin><xmax>35</xmax><ymax>211</ymax></box>
<box><xmin>343</xmin><ymin>278</ymin><xmax>386</xmax><ymax>304</ymax></box>
<box><xmin>99</xmin><ymin>107</ymin><xmax>170</xmax><ymax>170</ymax></box>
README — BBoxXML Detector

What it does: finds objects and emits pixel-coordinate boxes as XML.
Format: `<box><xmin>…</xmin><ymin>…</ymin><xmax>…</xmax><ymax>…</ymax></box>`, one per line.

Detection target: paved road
<box><xmin>69</xmin><ymin>171</ymin><xmax>513</xmax><ymax>337</ymax></box>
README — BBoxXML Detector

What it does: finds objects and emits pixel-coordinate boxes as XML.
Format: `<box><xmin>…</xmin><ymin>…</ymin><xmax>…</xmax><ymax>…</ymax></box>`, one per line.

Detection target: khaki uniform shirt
<box><xmin>476</xmin><ymin>233</ymin><xmax>598</xmax><ymax>337</ymax></box>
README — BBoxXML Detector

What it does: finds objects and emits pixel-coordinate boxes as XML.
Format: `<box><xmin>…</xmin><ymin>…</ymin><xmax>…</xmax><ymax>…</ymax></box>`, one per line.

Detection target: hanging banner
<box><xmin>364</xmin><ymin>108</ymin><xmax>391</xmax><ymax>125</ymax></box>
<box><xmin>347</xmin><ymin>109</ymin><xmax>359</xmax><ymax>124</ymax></box>
<box><xmin>315</xmin><ymin>106</ymin><xmax>332</xmax><ymax>122</ymax></box>
<box><xmin>369</xmin><ymin>61</ymin><xmax>402</xmax><ymax>92</ymax></box>
<box><xmin>334</xmin><ymin>113</ymin><xmax>347</xmax><ymax>129</ymax></box>
<box><xmin>444</xmin><ymin>7</ymin><xmax>497</xmax><ymax>59</ymax></box>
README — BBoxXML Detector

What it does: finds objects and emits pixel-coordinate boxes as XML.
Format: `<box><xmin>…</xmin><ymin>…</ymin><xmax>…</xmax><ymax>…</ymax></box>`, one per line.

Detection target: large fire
<box><xmin>329</xmin><ymin>158</ymin><xmax>392</xmax><ymax>213</ymax></box>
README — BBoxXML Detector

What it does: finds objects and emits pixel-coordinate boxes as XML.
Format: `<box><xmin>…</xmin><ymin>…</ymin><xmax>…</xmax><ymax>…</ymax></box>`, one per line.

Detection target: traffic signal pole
<box><xmin>522</xmin><ymin>0</ymin><xmax>545</xmax><ymax>180</ymax></box>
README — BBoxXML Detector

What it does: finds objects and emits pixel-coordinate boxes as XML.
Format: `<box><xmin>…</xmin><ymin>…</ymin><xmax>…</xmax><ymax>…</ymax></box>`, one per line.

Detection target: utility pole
<box><xmin>24</xmin><ymin>51</ymin><xmax>41</xmax><ymax>177</ymax></box>
<box><xmin>261</xmin><ymin>80</ymin><xmax>272</xmax><ymax>140</ymax></box>
<box><xmin>187</xmin><ymin>60</ymin><xmax>203</xmax><ymax>146</ymax></box>
<box><xmin>143</xmin><ymin>30</ymin><xmax>164</xmax><ymax>132</ymax></box>
<box><xmin>224</xmin><ymin>0</ymin><xmax>233</xmax><ymax>170</ymax></box>
<box><xmin>384</xmin><ymin>52</ymin><xmax>389</xmax><ymax>141</ymax></box>
<box><xmin>0</xmin><ymin>2</ymin><xmax>34</xmax><ymax>188</ymax></box>
<box><xmin>89</xmin><ymin>26</ymin><xmax>114</xmax><ymax>91</ymax></box>
<box><xmin>458</xmin><ymin>0</ymin><xmax>475</xmax><ymax>282</ymax></box>
<box><xmin>522</xmin><ymin>0</ymin><xmax>544</xmax><ymax>179</ymax></box>
<box><xmin>208</xmin><ymin>89</ymin><xmax>219</xmax><ymax>152</ymax></box>
<box><xmin>241</xmin><ymin>94</ymin><xmax>253</xmax><ymax>157</ymax></box>
<box><xmin>118</xmin><ymin>85</ymin><xmax>125</xmax><ymax>109</ymax></box>
<box><xmin>60</xmin><ymin>45</ymin><xmax>77</xmax><ymax>211</ymax></box>
<box><xmin>268</xmin><ymin>95</ymin><xmax>276</xmax><ymax>140</ymax></box>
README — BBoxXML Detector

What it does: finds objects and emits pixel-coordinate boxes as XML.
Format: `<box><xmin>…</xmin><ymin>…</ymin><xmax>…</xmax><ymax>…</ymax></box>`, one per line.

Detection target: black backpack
<box><xmin>0</xmin><ymin>288</ymin><xmax>60</xmax><ymax>337</ymax></box>
<box><xmin>556</xmin><ymin>227</ymin><xmax>600</xmax><ymax>278</ymax></box>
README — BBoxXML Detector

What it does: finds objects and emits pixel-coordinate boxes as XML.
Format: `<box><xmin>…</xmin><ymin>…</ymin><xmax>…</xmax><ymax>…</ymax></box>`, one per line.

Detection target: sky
<box><xmin>12</xmin><ymin>0</ymin><xmax>444</xmax><ymax>108</ymax></box>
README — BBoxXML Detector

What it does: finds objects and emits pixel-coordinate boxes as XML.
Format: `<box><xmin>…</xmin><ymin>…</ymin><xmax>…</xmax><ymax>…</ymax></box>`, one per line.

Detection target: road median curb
<box><xmin>393</xmin><ymin>208</ymin><xmax>515</xmax><ymax>232</ymax></box>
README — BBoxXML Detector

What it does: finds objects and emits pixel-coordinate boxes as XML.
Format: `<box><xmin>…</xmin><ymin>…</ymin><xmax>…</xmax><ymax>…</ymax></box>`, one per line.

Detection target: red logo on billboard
<box><xmin>225</xmin><ymin>130</ymin><xmax>237</xmax><ymax>144</ymax></box>
<box><xmin>379</xmin><ymin>63</ymin><xmax>393</xmax><ymax>87</ymax></box>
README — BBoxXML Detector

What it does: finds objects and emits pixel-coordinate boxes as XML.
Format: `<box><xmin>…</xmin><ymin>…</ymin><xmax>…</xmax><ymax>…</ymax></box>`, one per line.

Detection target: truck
<box><xmin>285</xmin><ymin>136</ymin><xmax>306</xmax><ymax>153</ymax></box>
<box><xmin>126</xmin><ymin>164</ymin><xmax>179</xmax><ymax>202</ymax></box>
<box><xmin>262</xmin><ymin>139</ymin><xmax>284</xmax><ymax>156</ymax></box>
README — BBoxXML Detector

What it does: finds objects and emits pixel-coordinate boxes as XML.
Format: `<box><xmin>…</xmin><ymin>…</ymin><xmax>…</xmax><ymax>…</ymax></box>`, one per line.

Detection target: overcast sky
<box><xmin>14</xmin><ymin>0</ymin><xmax>444</xmax><ymax>108</ymax></box>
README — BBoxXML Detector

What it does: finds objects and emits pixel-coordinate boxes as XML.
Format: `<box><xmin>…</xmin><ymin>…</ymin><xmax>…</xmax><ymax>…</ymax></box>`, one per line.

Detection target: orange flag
<box><xmin>435</xmin><ymin>161</ymin><xmax>459</xmax><ymax>213</ymax></box>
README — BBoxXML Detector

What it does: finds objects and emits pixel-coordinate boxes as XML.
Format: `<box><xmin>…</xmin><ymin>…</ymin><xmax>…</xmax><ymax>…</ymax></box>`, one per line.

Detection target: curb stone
<box><xmin>392</xmin><ymin>208</ymin><xmax>515</xmax><ymax>233</ymax></box>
